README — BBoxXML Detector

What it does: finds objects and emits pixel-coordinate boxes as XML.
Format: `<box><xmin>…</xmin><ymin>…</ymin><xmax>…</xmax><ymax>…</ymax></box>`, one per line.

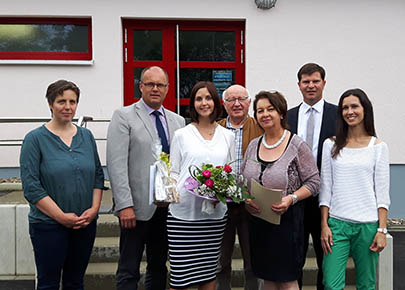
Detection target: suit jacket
<box><xmin>107</xmin><ymin>99</ymin><xmax>185</xmax><ymax>221</ymax></box>
<box><xmin>287</xmin><ymin>100</ymin><xmax>338</xmax><ymax>171</ymax></box>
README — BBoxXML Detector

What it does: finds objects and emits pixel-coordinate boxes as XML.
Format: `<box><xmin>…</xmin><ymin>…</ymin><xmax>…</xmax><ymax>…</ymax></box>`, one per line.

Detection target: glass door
<box><xmin>123</xmin><ymin>20</ymin><xmax>245</xmax><ymax>117</ymax></box>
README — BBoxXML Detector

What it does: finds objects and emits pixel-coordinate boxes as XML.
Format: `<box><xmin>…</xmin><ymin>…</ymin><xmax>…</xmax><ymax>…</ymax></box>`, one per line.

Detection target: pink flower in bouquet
<box><xmin>205</xmin><ymin>179</ymin><xmax>214</xmax><ymax>188</ymax></box>
<box><xmin>202</xmin><ymin>170</ymin><xmax>212</xmax><ymax>178</ymax></box>
<box><xmin>216</xmin><ymin>166</ymin><xmax>222</xmax><ymax>168</ymax></box>
<box><xmin>224</xmin><ymin>164</ymin><xmax>232</xmax><ymax>173</ymax></box>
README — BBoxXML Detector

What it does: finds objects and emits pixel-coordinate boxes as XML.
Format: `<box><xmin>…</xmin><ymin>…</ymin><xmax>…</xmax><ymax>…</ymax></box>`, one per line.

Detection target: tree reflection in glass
<box><xmin>0</xmin><ymin>24</ymin><xmax>88</xmax><ymax>52</ymax></box>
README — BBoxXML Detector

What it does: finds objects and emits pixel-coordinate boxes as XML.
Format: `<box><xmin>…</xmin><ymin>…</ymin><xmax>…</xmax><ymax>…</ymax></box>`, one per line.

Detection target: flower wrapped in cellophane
<box><xmin>151</xmin><ymin>141</ymin><xmax>180</xmax><ymax>204</ymax></box>
<box><xmin>184</xmin><ymin>163</ymin><xmax>253</xmax><ymax>204</ymax></box>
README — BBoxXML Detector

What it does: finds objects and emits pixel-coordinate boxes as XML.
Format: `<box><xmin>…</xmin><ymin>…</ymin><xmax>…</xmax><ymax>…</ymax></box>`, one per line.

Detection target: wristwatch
<box><xmin>377</xmin><ymin>228</ymin><xmax>388</xmax><ymax>235</ymax></box>
<box><xmin>290</xmin><ymin>194</ymin><xmax>298</xmax><ymax>205</ymax></box>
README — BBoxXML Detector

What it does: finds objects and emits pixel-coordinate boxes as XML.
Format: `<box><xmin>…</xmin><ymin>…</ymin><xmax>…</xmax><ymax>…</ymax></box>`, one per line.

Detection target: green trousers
<box><xmin>323</xmin><ymin>217</ymin><xmax>379</xmax><ymax>290</ymax></box>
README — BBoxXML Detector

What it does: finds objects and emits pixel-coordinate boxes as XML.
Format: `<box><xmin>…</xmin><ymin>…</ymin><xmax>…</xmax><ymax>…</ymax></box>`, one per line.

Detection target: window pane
<box><xmin>0</xmin><ymin>24</ymin><xmax>88</xmax><ymax>52</ymax></box>
<box><xmin>179</xmin><ymin>31</ymin><xmax>235</xmax><ymax>61</ymax></box>
<box><xmin>179</xmin><ymin>68</ymin><xmax>235</xmax><ymax>99</ymax></box>
<box><xmin>133</xmin><ymin>30</ymin><xmax>162</xmax><ymax>61</ymax></box>
<box><xmin>133</xmin><ymin>67</ymin><xmax>145</xmax><ymax>99</ymax></box>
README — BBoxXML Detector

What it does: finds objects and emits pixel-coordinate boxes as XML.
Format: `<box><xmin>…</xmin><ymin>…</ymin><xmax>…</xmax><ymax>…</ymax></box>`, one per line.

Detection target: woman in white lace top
<box><xmin>319</xmin><ymin>88</ymin><xmax>390</xmax><ymax>290</ymax></box>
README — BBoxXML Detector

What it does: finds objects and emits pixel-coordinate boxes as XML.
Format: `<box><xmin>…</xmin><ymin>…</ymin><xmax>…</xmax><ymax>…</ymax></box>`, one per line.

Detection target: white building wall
<box><xmin>1</xmin><ymin>0</ymin><xmax>405</xmax><ymax>166</ymax></box>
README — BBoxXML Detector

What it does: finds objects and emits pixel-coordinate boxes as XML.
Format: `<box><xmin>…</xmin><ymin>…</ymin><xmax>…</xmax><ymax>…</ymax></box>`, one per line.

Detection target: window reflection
<box><xmin>133</xmin><ymin>67</ymin><xmax>145</xmax><ymax>99</ymax></box>
<box><xmin>133</xmin><ymin>30</ymin><xmax>162</xmax><ymax>61</ymax></box>
<box><xmin>179</xmin><ymin>68</ymin><xmax>235</xmax><ymax>99</ymax></box>
<box><xmin>0</xmin><ymin>24</ymin><xmax>88</xmax><ymax>52</ymax></box>
<box><xmin>179</xmin><ymin>31</ymin><xmax>235</xmax><ymax>61</ymax></box>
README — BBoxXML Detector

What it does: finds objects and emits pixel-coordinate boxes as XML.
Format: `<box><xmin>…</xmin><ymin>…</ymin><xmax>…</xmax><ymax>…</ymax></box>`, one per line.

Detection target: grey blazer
<box><xmin>107</xmin><ymin>99</ymin><xmax>185</xmax><ymax>221</ymax></box>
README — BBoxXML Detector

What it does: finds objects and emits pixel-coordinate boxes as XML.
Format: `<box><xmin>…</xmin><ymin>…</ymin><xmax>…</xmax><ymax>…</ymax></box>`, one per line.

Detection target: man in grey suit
<box><xmin>107</xmin><ymin>66</ymin><xmax>185</xmax><ymax>290</ymax></box>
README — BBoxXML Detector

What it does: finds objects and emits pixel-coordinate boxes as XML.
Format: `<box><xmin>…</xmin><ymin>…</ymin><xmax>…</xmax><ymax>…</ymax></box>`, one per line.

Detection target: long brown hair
<box><xmin>332</xmin><ymin>88</ymin><xmax>376</xmax><ymax>158</ymax></box>
<box><xmin>189</xmin><ymin>81</ymin><xmax>222</xmax><ymax>123</ymax></box>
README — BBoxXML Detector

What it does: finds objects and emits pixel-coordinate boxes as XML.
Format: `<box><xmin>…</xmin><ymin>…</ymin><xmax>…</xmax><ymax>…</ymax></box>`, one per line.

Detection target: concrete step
<box><xmin>96</xmin><ymin>213</ymin><xmax>119</xmax><ymax>237</ymax></box>
<box><xmin>94</xmin><ymin>214</ymin><xmax>319</xmax><ymax>261</ymax></box>
<box><xmin>0</xmin><ymin>258</ymin><xmax>355</xmax><ymax>289</ymax></box>
<box><xmin>90</xmin><ymin>237</ymin><xmax>120</xmax><ymax>263</ymax></box>
<box><xmin>0</xmin><ymin>277</ymin><xmax>357</xmax><ymax>290</ymax></box>
<box><xmin>0</xmin><ymin>276</ymin><xmax>35</xmax><ymax>290</ymax></box>
<box><xmin>84</xmin><ymin>258</ymin><xmax>355</xmax><ymax>289</ymax></box>
<box><xmin>303</xmin><ymin>257</ymin><xmax>355</xmax><ymax>285</ymax></box>
<box><xmin>90</xmin><ymin>234</ymin><xmax>318</xmax><ymax>263</ymax></box>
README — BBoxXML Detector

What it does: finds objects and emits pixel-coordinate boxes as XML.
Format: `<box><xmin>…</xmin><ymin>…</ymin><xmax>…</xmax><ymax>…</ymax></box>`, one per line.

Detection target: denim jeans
<box><xmin>29</xmin><ymin>221</ymin><xmax>97</xmax><ymax>290</ymax></box>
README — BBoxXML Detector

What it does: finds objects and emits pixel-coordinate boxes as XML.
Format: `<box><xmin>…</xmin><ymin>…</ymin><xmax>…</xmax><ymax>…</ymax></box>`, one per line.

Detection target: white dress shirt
<box><xmin>297</xmin><ymin>99</ymin><xmax>324</xmax><ymax>160</ymax></box>
<box><xmin>142</xmin><ymin>101</ymin><xmax>170</xmax><ymax>143</ymax></box>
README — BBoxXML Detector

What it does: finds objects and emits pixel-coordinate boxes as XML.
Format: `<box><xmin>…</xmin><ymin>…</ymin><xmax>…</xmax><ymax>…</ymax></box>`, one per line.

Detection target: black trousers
<box><xmin>216</xmin><ymin>204</ymin><xmax>259</xmax><ymax>290</ymax></box>
<box><xmin>116</xmin><ymin>207</ymin><xmax>168</xmax><ymax>290</ymax></box>
<box><xmin>298</xmin><ymin>196</ymin><xmax>324</xmax><ymax>290</ymax></box>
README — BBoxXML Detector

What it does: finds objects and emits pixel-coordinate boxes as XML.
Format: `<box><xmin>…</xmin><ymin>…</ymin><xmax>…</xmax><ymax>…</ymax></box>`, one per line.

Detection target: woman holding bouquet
<box><xmin>242</xmin><ymin>91</ymin><xmax>320</xmax><ymax>290</ymax></box>
<box><xmin>168</xmin><ymin>81</ymin><xmax>235</xmax><ymax>290</ymax></box>
<box><xmin>320</xmin><ymin>89</ymin><xmax>390</xmax><ymax>289</ymax></box>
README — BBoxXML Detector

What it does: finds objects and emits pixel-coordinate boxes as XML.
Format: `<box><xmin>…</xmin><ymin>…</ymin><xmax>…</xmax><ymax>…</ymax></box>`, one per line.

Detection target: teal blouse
<box><xmin>20</xmin><ymin>125</ymin><xmax>105</xmax><ymax>224</ymax></box>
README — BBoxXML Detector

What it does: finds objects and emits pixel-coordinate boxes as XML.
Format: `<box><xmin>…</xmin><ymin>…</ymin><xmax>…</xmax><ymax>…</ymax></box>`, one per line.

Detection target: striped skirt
<box><xmin>167</xmin><ymin>211</ymin><xmax>227</xmax><ymax>289</ymax></box>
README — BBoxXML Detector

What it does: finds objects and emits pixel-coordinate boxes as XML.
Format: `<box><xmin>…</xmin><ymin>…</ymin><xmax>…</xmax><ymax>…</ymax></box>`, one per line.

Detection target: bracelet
<box><xmin>289</xmin><ymin>194</ymin><xmax>298</xmax><ymax>205</ymax></box>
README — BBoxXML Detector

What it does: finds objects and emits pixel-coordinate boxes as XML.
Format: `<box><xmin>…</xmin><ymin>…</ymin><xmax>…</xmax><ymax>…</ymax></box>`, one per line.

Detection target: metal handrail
<box><xmin>0</xmin><ymin>116</ymin><xmax>110</xmax><ymax>146</ymax></box>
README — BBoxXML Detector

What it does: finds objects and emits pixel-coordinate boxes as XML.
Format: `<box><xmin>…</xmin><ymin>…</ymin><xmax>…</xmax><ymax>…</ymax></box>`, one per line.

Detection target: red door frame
<box><xmin>122</xmin><ymin>19</ymin><xmax>245</xmax><ymax>112</ymax></box>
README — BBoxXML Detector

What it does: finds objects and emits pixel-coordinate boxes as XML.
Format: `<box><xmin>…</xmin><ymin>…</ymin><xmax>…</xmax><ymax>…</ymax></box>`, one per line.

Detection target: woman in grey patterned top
<box><xmin>242</xmin><ymin>91</ymin><xmax>320</xmax><ymax>290</ymax></box>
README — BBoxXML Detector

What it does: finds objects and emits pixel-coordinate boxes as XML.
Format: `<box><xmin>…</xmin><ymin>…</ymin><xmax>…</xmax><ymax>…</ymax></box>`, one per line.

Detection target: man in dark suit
<box><xmin>107</xmin><ymin>66</ymin><xmax>185</xmax><ymax>290</ymax></box>
<box><xmin>287</xmin><ymin>63</ymin><xmax>337</xmax><ymax>290</ymax></box>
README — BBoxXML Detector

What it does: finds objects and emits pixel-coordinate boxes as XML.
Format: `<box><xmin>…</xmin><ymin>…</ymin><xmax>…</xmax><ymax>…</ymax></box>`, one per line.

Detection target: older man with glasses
<box><xmin>217</xmin><ymin>84</ymin><xmax>263</xmax><ymax>290</ymax></box>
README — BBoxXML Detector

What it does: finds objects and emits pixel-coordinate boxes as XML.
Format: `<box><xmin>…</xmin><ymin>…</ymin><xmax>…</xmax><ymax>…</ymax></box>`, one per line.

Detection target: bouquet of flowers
<box><xmin>184</xmin><ymin>163</ymin><xmax>253</xmax><ymax>204</ymax></box>
<box><xmin>150</xmin><ymin>141</ymin><xmax>180</xmax><ymax>204</ymax></box>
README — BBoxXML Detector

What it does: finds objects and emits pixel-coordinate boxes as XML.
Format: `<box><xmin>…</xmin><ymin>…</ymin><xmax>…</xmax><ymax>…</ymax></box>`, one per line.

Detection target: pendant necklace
<box><xmin>262</xmin><ymin>129</ymin><xmax>287</xmax><ymax>149</ymax></box>
<box><xmin>195</xmin><ymin>123</ymin><xmax>217</xmax><ymax>136</ymax></box>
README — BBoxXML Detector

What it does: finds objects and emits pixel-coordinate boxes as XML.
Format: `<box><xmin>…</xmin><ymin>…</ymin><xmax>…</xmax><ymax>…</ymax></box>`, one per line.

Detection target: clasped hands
<box><xmin>61</xmin><ymin>207</ymin><xmax>98</xmax><ymax>229</ymax></box>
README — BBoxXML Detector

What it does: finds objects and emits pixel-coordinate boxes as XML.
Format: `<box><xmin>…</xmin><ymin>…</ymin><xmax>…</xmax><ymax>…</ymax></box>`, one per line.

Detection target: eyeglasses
<box><xmin>224</xmin><ymin>96</ymin><xmax>250</xmax><ymax>103</ymax></box>
<box><xmin>141</xmin><ymin>82</ymin><xmax>168</xmax><ymax>90</ymax></box>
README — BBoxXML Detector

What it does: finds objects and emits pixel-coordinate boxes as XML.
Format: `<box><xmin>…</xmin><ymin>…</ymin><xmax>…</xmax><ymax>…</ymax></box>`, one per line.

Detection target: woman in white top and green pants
<box><xmin>319</xmin><ymin>88</ymin><xmax>390</xmax><ymax>290</ymax></box>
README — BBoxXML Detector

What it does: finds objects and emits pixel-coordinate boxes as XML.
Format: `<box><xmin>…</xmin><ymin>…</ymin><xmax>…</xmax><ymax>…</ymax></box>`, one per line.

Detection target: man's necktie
<box><xmin>306</xmin><ymin>107</ymin><xmax>315</xmax><ymax>150</ymax></box>
<box><xmin>152</xmin><ymin>111</ymin><xmax>169</xmax><ymax>153</ymax></box>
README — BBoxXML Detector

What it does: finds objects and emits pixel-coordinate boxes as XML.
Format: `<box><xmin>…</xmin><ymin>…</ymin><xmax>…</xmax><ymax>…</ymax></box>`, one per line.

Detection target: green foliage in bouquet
<box><xmin>188</xmin><ymin>163</ymin><xmax>254</xmax><ymax>204</ymax></box>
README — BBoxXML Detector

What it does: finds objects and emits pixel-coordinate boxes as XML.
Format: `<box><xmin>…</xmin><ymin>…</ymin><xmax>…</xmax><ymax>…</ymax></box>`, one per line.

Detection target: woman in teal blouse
<box><xmin>20</xmin><ymin>80</ymin><xmax>105</xmax><ymax>290</ymax></box>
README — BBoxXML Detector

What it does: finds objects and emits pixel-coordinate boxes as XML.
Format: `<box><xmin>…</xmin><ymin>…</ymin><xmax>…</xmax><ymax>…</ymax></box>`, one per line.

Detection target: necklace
<box><xmin>195</xmin><ymin>123</ymin><xmax>217</xmax><ymax>136</ymax></box>
<box><xmin>262</xmin><ymin>129</ymin><xmax>287</xmax><ymax>149</ymax></box>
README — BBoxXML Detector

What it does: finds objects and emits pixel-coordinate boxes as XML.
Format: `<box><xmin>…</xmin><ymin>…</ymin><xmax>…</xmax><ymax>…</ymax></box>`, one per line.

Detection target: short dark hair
<box><xmin>332</xmin><ymin>88</ymin><xmax>376</xmax><ymax>158</ymax></box>
<box><xmin>253</xmin><ymin>91</ymin><xmax>289</xmax><ymax>129</ymax></box>
<box><xmin>297</xmin><ymin>63</ymin><xmax>326</xmax><ymax>81</ymax></box>
<box><xmin>140</xmin><ymin>66</ymin><xmax>169</xmax><ymax>83</ymax></box>
<box><xmin>46</xmin><ymin>80</ymin><xmax>80</xmax><ymax>106</ymax></box>
<box><xmin>189</xmin><ymin>81</ymin><xmax>222</xmax><ymax>123</ymax></box>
